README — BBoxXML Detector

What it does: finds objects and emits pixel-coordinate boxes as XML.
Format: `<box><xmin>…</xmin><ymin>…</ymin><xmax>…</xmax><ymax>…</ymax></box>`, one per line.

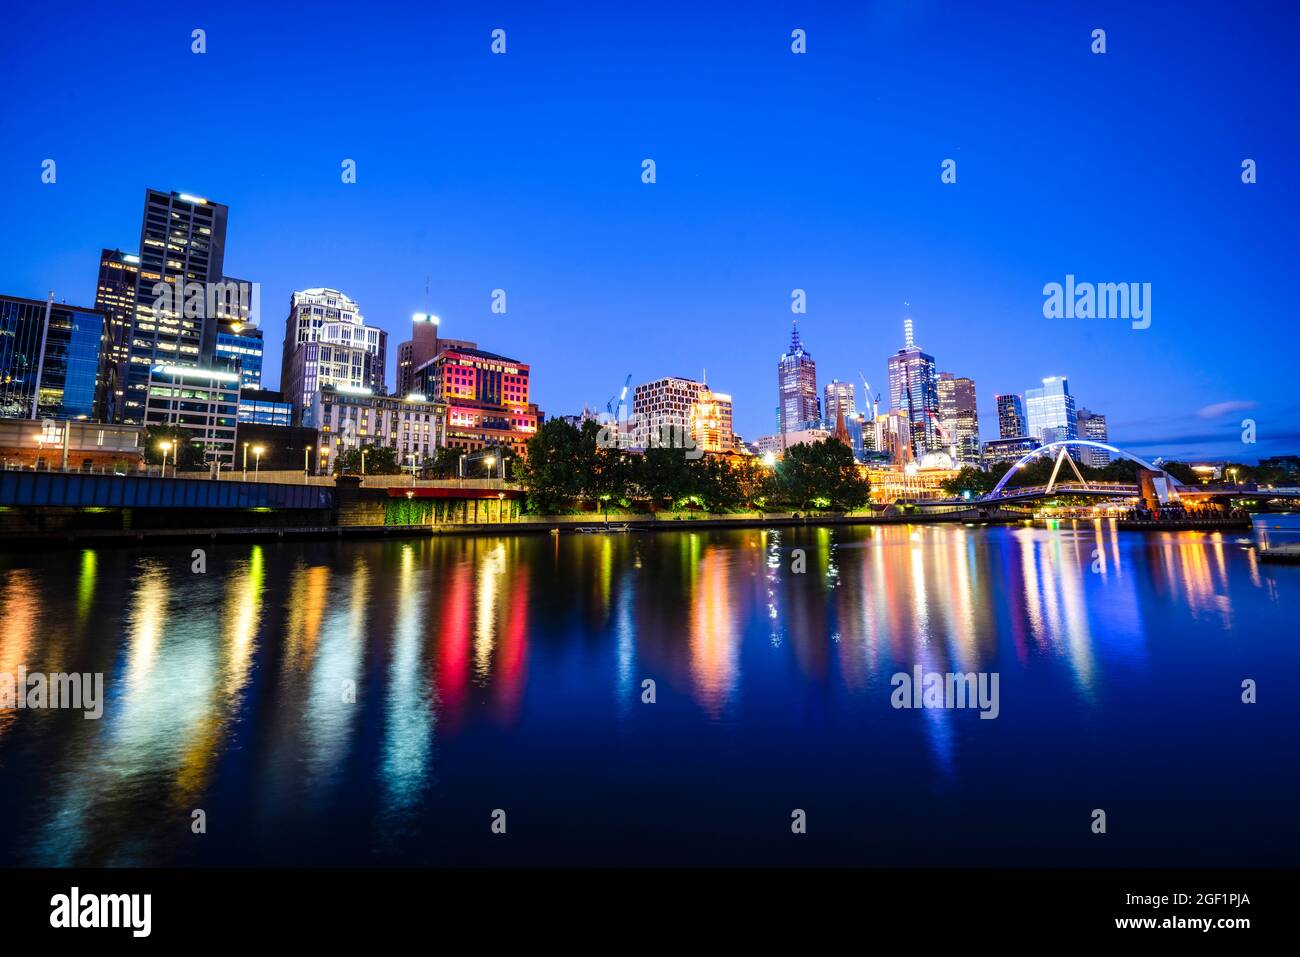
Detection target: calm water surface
<box><xmin>1</xmin><ymin>522</ymin><xmax>1297</xmax><ymax>866</ymax></box>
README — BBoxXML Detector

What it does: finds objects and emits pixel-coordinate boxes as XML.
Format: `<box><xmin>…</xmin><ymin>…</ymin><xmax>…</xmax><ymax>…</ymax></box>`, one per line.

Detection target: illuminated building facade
<box><xmin>94</xmin><ymin>248</ymin><xmax>140</xmax><ymax>421</ymax></box>
<box><xmin>1025</xmin><ymin>375</ymin><xmax>1077</xmax><ymax>444</ymax></box>
<box><xmin>0</xmin><ymin>294</ymin><xmax>108</xmax><ymax>421</ymax></box>
<box><xmin>886</xmin><ymin>319</ymin><xmax>939</xmax><ymax>456</ymax></box>
<box><xmin>982</xmin><ymin>435</ymin><xmax>1040</xmax><ymax>465</ymax></box>
<box><xmin>395</xmin><ymin>313</ymin><xmax>443</xmax><ymax>397</ymax></box>
<box><xmin>632</xmin><ymin>376</ymin><xmax>733</xmax><ymax>453</ymax></box>
<box><xmin>1076</xmin><ymin>408</ymin><xmax>1110</xmax><ymax>466</ymax></box>
<box><xmin>823</xmin><ymin>379</ymin><xmax>856</xmax><ymax>424</ymax></box>
<box><xmin>414</xmin><ymin>345</ymin><xmax>540</xmax><ymax>454</ymax></box>
<box><xmin>143</xmin><ymin>364</ymin><xmax>241</xmax><ymax>467</ymax></box>
<box><xmin>313</xmin><ymin>385</ymin><xmax>447</xmax><ymax>468</ymax></box>
<box><xmin>238</xmin><ymin>387</ymin><xmax>293</xmax><ymax>427</ymax></box>
<box><xmin>281</xmin><ymin>289</ymin><xmax>387</xmax><ymax>425</ymax></box>
<box><xmin>937</xmin><ymin>372</ymin><xmax>980</xmax><ymax>462</ymax></box>
<box><xmin>996</xmin><ymin>393</ymin><xmax>1026</xmax><ymax>439</ymax></box>
<box><xmin>122</xmin><ymin>190</ymin><xmax>231</xmax><ymax>424</ymax></box>
<box><xmin>777</xmin><ymin>321</ymin><xmax>819</xmax><ymax>433</ymax></box>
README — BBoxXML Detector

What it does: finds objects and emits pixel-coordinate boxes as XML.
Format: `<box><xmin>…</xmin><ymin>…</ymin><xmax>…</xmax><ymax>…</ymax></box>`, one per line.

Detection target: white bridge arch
<box><xmin>986</xmin><ymin>440</ymin><xmax>1180</xmax><ymax>499</ymax></box>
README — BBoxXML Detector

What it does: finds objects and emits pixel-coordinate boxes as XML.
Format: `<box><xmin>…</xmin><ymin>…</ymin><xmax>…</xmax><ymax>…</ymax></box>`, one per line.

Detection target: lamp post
<box><xmin>242</xmin><ymin>441</ymin><xmax>250</xmax><ymax>480</ymax></box>
<box><xmin>159</xmin><ymin>440</ymin><xmax>173</xmax><ymax>479</ymax></box>
<box><xmin>253</xmin><ymin>445</ymin><xmax>264</xmax><ymax>474</ymax></box>
<box><xmin>360</xmin><ymin>447</ymin><xmax>367</xmax><ymax>476</ymax></box>
<box><xmin>498</xmin><ymin>490</ymin><xmax>506</xmax><ymax>523</ymax></box>
<box><xmin>304</xmin><ymin>446</ymin><xmax>312</xmax><ymax>483</ymax></box>
<box><xmin>484</xmin><ymin>454</ymin><xmax>496</xmax><ymax>480</ymax></box>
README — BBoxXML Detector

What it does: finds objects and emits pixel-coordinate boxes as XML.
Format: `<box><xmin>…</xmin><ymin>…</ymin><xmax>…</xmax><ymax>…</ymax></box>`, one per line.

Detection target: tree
<box><xmin>941</xmin><ymin>465</ymin><xmax>997</xmax><ymax>498</ymax></box>
<box><xmin>142</xmin><ymin>425</ymin><xmax>204</xmax><ymax>468</ymax></box>
<box><xmin>333</xmin><ymin>443</ymin><xmax>401</xmax><ymax>475</ymax></box>
<box><xmin>776</xmin><ymin>438</ymin><xmax>870</xmax><ymax>510</ymax></box>
<box><xmin>516</xmin><ymin>419</ymin><xmax>584</xmax><ymax>513</ymax></box>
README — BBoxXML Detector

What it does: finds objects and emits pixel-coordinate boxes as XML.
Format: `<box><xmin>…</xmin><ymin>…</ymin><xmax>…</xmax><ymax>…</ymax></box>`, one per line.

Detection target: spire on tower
<box><xmin>790</xmin><ymin>319</ymin><xmax>802</xmax><ymax>352</ymax></box>
<box><xmin>904</xmin><ymin>317</ymin><xmax>915</xmax><ymax>350</ymax></box>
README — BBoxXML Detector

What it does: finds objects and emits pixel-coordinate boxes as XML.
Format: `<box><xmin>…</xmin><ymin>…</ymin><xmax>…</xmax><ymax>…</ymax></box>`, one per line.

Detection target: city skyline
<box><xmin>3</xmin><ymin>3</ymin><xmax>1297</xmax><ymax>460</ymax></box>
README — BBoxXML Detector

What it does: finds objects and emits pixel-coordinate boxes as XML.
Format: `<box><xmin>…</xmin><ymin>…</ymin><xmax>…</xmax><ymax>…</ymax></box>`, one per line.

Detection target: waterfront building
<box><xmin>982</xmin><ymin>435</ymin><xmax>1040</xmax><ymax>465</ymax></box>
<box><xmin>238</xmin><ymin>388</ymin><xmax>293</xmax><ymax>427</ymax></box>
<box><xmin>94</xmin><ymin>249</ymin><xmax>141</xmax><ymax>421</ymax></box>
<box><xmin>121</xmin><ymin>190</ymin><xmax>235</xmax><ymax>425</ymax></box>
<box><xmin>143</xmin><ymin>364</ymin><xmax>241</xmax><ymax>468</ymax></box>
<box><xmin>0</xmin><ymin>294</ymin><xmax>108</xmax><ymax>421</ymax></box>
<box><xmin>1025</xmin><ymin>376</ymin><xmax>1077</xmax><ymax>444</ymax></box>
<box><xmin>937</xmin><ymin>372</ymin><xmax>980</xmax><ymax>463</ymax></box>
<box><xmin>0</xmin><ymin>417</ymin><xmax>143</xmax><ymax>471</ymax></box>
<box><xmin>314</xmin><ymin>384</ymin><xmax>447</xmax><ymax>470</ymax></box>
<box><xmin>413</xmin><ymin>344</ymin><xmax>540</xmax><ymax>454</ymax></box>
<box><xmin>281</xmin><ymin>289</ymin><xmax>387</xmax><ymax>425</ymax></box>
<box><xmin>1076</xmin><ymin>408</ymin><xmax>1110</xmax><ymax>466</ymax></box>
<box><xmin>867</xmin><ymin>463</ymin><xmax>960</xmax><ymax>503</ymax></box>
<box><xmin>777</xmin><ymin>322</ymin><xmax>819</xmax><ymax>434</ymax></box>
<box><xmin>886</xmin><ymin>318</ymin><xmax>940</xmax><ymax>457</ymax></box>
<box><xmin>995</xmin><ymin>393</ymin><xmax>1027</xmax><ymax>439</ymax></box>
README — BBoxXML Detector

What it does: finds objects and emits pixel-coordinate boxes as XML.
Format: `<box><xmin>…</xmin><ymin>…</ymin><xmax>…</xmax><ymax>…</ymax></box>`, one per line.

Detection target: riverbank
<box><xmin>8</xmin><ymin>508</ymin><xmax>1033</xmax><ymax>548</ymax></box>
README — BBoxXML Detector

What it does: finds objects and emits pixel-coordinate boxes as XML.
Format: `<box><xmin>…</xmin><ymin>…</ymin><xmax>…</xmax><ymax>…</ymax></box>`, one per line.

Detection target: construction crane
<box><xmin>857</xmin><ymin>371</ymin><xmax>881</xmax><ymax>419</ymax></box>
<box><xmin>606</xmin><ymin>374</ymin><xmax>631</xmax><ymax>423</ymax></box>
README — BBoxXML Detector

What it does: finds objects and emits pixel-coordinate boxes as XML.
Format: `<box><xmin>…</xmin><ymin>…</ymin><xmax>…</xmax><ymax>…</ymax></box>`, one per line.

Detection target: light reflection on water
<box><xmin>0</xmin><ymin>522</ymin><xmax>1296</xmax><ymax>866</ymax></box>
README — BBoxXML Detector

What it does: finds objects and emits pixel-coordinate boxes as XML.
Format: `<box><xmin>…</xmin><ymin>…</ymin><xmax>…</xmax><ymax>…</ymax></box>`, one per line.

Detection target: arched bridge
<box><xmin>983</xmin><ymin>440</ymin><xmax>1178</xmax><ymax>502</ymax></box>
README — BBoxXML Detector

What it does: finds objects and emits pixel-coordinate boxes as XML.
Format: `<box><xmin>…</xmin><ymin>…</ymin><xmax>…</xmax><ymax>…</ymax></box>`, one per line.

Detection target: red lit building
<box><xmin>413</xmin><ymin>345</ymin><xmax>541</xmax><ymax>454</ymax></box>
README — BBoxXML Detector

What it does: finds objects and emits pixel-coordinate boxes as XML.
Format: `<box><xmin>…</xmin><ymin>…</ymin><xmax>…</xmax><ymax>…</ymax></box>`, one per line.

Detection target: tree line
<box><xmin>514</xmin><ymin>419</ymin><xmax>870</xmax><ymax>514</ymax></box>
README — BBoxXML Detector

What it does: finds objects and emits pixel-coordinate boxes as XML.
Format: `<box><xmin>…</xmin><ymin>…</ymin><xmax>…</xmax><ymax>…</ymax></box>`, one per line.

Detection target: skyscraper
<box><xmin>886</xmin><ymin>319</ymin><xmax>939</xmax><ymax>457</ymax></box>
<box><xmin>995</xmin><ymin>393</ymin><xmax>1027</xmax><ymax>439</ymax></box>
<box><xmin>823</xmin><ymin>379</ymin><xmax>856</xmax><ymax>424</ymax></box>
<box><xmin>94</xmin><ymin>248</ymin><xmax>140</xmax><ymax>422</ymax></box>
<box><xmin>1076</xmin><ymin>408</ymin><xmax>1110</xmax><ymax>466</ymax></box>
<box><xmin>937</xmin><ymin>372</ymin><xmax>980</xmax><ymax>462</ymax></box>
<box><xmin>1025</xmin><ymin>376</ymin><xmax>1078</xmax><ymax>444</ymax></box>
<box><xmin>777</xmin><ymin>321</ymin><xmax>819</xmax><ymax>435</ymax></box>
<box><xmin>121</xmin><ymin>189</ymin><xmax>231</xmax><ymax>424</ymax></box>
<box><xmin>281</xmin><ymin>288</ymin><xmax>387</xmax><ymax>424</ymax></box>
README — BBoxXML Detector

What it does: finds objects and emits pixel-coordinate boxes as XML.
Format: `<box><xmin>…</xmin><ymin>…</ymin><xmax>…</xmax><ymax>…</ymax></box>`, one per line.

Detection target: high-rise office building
<box><xmin>396</xmin><ymin>313</ymin><xmax>441</xmax><ymax>397</ymax></box>
<box><xmin>414</xmin><ymin>344</ymin><xmax>541</xmax><ymax>454</ymax></box>
<box><xmin>94</xmin><ymin>249</ymin><xmax>140</xmax><ymax>421</ymax></box>
<box><xmin>0</xmin><ymin>294</ymin><xmax>108</xmax><ymax>421</ymax></box>
<box><xmin>886</xmin><ymin>318</ymin><xmax>940</xmax><ymax>456</ymax></box>
<box><xmin>1076</xmin><ymin>408</ymin><xmax>1110</xmax><ymax>466</ymax></box>
<box><xmin>777</xmin><ymin>322</ymin><xmax>819</xmax><ymax>434</ymax></box>
<box><xmin>996</xmin><ymin>393</ymin><xmax>1027</xmax><ymax>439</ymax></box>
<box><xmin>121</xmin><ymin>189</ymin><xmax>233</xmax><ymax>424</ymax></box>
<box><xmin>281</xmin><ymin>289</ymin><xmax>387</xmax><ymax>425</ymax></box>
<box><xmin>1025</xmin><ymin>376</ymin><xmax>1078</xmax><ymax>444</ymax></box>
<box><xmin>143</xmin><ymin>364</ymin><xmax>240</xmax><ymax>468</ymax></box>
<box><xmin>937</xmin><ymin>372</ymin><xmax>980</xmax><ymax>462</ymax></box>
<box><xmin>823</xmin><ymin>379</ymin><xmax>856</xmax><ymax>424</ymax></box>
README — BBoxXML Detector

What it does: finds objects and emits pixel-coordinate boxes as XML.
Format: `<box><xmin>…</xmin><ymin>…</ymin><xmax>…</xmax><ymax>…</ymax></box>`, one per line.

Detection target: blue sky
<box><xmin>2</xmin><ymin>0</ymin><xmax>1297</xmax><ymax>459</ymax></box>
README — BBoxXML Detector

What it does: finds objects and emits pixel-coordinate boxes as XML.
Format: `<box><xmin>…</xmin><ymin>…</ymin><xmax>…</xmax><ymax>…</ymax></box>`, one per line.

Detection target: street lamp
<box><xmin>484</xmin><ymin>454</ymin><xmax>496</xmax><ymax>480</ymax></box>
<box><xmin>253</xmin><ymin>445</ymin><xmax>264</xmax><ymax>474</ymax></box>
<box><xmin>242</xmin><ymin>441</ymin><xmax>250</xmax><ymax>480</ymax></box>
<box><xmin>304</xmin><ymin>446</ymin><xmax>313</xmax><ymax>482</ymax></box>
<box><xmin>498</xmin><ymin>490</ymin><xmax>506</xmax><ymax>523</ymax></box>
<box><xmin>158</xmin><ymin>440</ymin><xmax>173</xmax><ymax>479</ymax></box>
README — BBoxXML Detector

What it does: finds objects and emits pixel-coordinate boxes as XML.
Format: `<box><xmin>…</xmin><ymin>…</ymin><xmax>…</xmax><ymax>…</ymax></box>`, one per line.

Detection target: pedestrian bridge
<box><xmin>0</xmin><ymin>469</ymin><xmax>334</xmax><ymax>510</ymax></box>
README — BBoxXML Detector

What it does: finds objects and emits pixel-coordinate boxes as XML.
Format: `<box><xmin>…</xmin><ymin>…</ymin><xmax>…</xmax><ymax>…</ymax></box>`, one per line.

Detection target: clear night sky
<box><xmin>2</xmin><ymin>1</ymin><xmax>1296</xmax><ymax>460</ymax></box>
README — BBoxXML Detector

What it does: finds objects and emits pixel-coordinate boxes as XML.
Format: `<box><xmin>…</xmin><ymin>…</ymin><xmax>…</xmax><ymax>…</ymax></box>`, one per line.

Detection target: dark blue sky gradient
<box><xmin>2</xmin><ymin>0</ymin><xmax>1297</xmax><ymax>459</ymax></box>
